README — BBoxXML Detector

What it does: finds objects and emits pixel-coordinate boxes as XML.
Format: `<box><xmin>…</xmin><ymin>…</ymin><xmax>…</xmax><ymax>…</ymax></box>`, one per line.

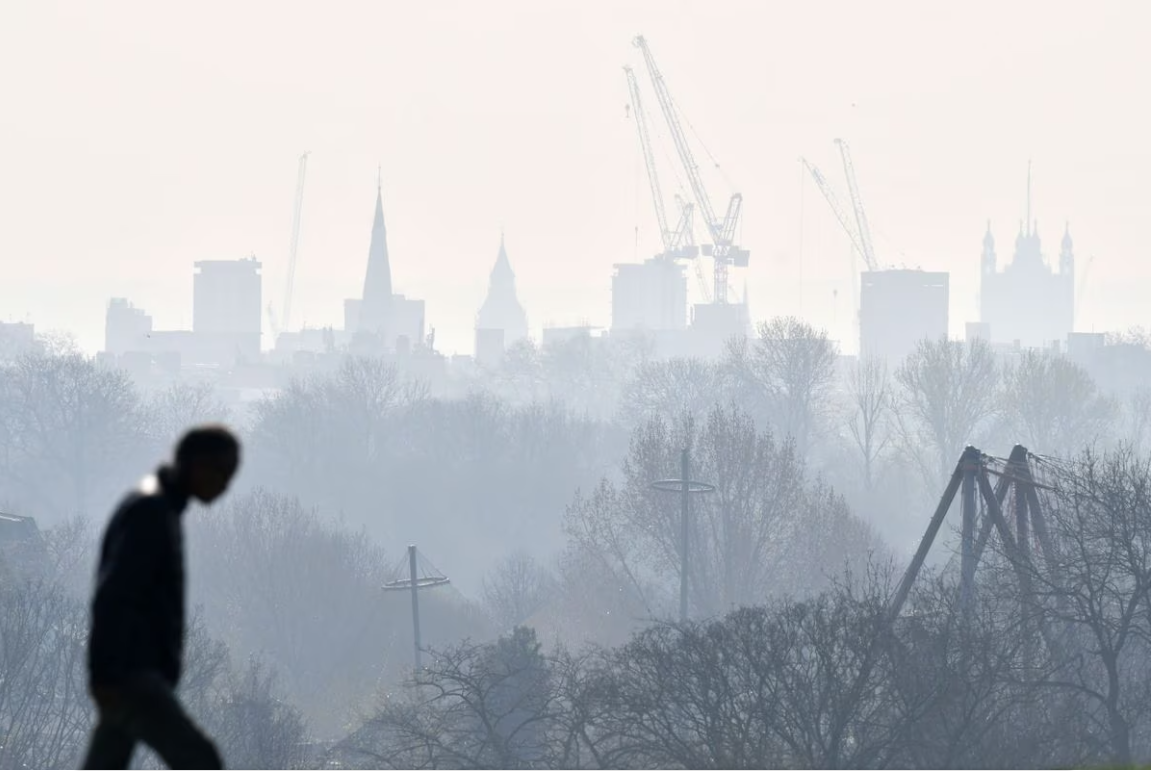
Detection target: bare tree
<box><xmin>482</xmin><ymin>551</ymin><xmax>558</xmax><ymax>632</ymax></box>
<box><xmin>487</xmin><ymin>339</ymin><xmax>545</xmax><ymax>405</ymax></box>
<box><xmin>894</xmin><ymin>337</ymin><xmax>999</xmax><ymax>483</ymax></box>
<box><xmin>0</xmin><ymin>351</ymin><xmax>145</xmax><ymax>521</ymax></box>
<box><xmin>335</xmin><ymin>628</ymin><xmax>571</xmax><ymax>770</ymax></box>
<box><xmin>143</xmin><ymin>380</ymin><xmax>233</xmax><ymax>449</ymax></box>
<box><xmin>201</xmin><ymin>658</ymin><xmax>308</xmax><ymax>771</ymax></box>
<box><xmin>248</xmin><ymin>356</ymin><xmax>426</xmax><ymax>515</ymax></box>
<box><xmin>846</xmin><ymin>354</ymin><xmax>893</xmax><ymax>492</ymax></box>
<box><xmin>727</xmin><ymin>316</ymin><xmax>839</xmax><ymax>457</ymax></box>
<box><xmin>1123</xmin><ymin>386</ymin><xmax>1151</xmax><ymax>455</ymax></box>
<box><xmin>0</xmin><ymin>579</ymin><xmax>89</xmax><ymax>770</ymax></box>
<box><xmin>563</xmin><ymin>405</ymin><xmax>879</xmax><ymax>624</ymax></box>
<box><xmin>1025</xmin><ymin>449</ymin><xmax>1151</xmax><ymax>766</ymax></box>
<box><xmin>1000</xmin><ymin>350</ymin><xmax>1116</xmax><ymax>455</ymax></box>
<box><xmin>619</xmin><ymin>358</ymin><xmax>727</xmax><ymax>429</ymax></box>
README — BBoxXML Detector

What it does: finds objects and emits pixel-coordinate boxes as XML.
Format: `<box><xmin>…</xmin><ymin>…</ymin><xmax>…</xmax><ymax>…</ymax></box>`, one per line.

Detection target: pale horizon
<box><xmin>2</xmin><ymin>0</ymin><xmax>1146</xmax><ymax>355</ymax></box>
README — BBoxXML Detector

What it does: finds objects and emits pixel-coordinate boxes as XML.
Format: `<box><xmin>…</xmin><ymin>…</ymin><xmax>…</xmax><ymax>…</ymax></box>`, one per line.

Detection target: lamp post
<box><xmin>383</xmin><ymin>544</ymin><xmax>450</xmax><ymax>670</ymax></box>
<box><xmin>650</xmin><ymin>447</ymin><xmax>715</xmax><ymax>622</ymax></box>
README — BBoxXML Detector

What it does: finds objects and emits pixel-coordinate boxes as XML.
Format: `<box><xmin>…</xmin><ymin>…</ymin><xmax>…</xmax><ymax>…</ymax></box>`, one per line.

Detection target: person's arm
<box><xmin>89</xmin><ymin>500</ymin><xmax>163</xmax><ymax>685</ymax></box>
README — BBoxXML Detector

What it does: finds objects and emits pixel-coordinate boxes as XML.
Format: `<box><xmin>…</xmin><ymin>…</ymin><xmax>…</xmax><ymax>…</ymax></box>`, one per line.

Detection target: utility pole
<box><xmin>383</xmin><ymin>544</ymin><xmax>450</xmax><ymax>671</ymax></box>
<box><xmin>408</xmin><ymin>545</ymin><xmax>421</xmax><ymax>669</ymax></box>
<box><xmin>651</xmin><ymin>447</ymin><xmax>715</xmax><ymax>622</ymax></box>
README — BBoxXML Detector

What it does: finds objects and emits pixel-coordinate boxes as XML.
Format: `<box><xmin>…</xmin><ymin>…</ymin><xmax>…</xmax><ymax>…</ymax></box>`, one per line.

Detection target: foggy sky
<box><xmin>1</xmin><ymin>0</ymin><xmax>1146</xmax><ymax>355</ymax></box>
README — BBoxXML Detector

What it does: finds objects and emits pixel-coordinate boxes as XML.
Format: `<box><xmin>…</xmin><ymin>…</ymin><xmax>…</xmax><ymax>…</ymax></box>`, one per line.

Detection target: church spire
<box><xmin>359</xmin><ymin>174</ymin><xmax>393</xmax><ymax>335</ymax></box>
<box><xmin>1025</xmin><ymin>159</ymin><xmax>1032</xmax><ymax>237</ymax></box>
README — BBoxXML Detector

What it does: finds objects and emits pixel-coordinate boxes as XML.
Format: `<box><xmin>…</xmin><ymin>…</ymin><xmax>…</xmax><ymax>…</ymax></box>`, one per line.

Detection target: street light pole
<box><xmin>651</xmin><ymin>446</ymin><xmax>715</xmax><ymax>623</ymax></box>
<box><xmin>383</xmin><ymin>544</ymin><xmax>450</xmax><ymax>672</ymax></box>
<box><xmin>408</xmin><ymin>545</ymin><xmax>422</xmax><ymax>670</ymax></box>
<box><xmin>679</xmin><ymin>448</ymin><xmax>690</xmax><ymax>623</ymax></box>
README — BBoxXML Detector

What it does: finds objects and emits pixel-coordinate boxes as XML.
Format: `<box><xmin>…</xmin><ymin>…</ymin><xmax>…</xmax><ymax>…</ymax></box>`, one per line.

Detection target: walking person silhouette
<box><xmin>81</xmin><ymin>425</ymin><xmax>240</xmax><ymax>769</ymax></box>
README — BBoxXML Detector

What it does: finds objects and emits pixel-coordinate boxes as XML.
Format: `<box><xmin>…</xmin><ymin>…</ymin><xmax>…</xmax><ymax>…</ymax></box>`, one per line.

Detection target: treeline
<box><xmin>0</xmin><ymin>337</ymin><xmax>880</xmax><ymax>766</ymax></box>
<box><xmin>334</xmin><ymin>449</ymin><xmax>1151</xmax><ymax>769</ymax></box>
<box><xmin>6</xmin><ymin>322</ymin><xmax>1151</xmax><ymax>767</ymax></box>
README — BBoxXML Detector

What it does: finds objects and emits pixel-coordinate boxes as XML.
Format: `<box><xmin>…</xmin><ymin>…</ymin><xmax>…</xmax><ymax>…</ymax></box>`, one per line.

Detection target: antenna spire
<box><xmin>1026</xmin><ymin>159</ymin><xmax>1032</xmax><ymax>236</ymax></box>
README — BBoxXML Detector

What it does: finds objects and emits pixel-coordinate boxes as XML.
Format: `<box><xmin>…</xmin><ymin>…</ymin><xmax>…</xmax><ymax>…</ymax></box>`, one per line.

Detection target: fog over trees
<box><xmin>8</xmin><ymin>321</ymin><xmax>1151</xmax><ymax>767</ymax></box>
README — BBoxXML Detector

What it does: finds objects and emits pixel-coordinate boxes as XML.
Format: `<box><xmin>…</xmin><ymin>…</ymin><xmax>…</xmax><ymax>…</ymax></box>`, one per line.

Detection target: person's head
<box><xmin>172</xmin><ymin>424</ymin><xmax>241</xmax><ymax>503</ymax></box>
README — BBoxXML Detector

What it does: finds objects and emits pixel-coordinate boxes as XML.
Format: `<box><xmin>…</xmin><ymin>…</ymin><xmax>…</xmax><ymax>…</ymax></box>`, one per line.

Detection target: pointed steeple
<box><xmin>1025</xmin><ymin>159</ymin><xmax>1033</xmax><ymax>236</ymax></box>
<box><xmin>492</xmin><ymin>230</ymin><xmax>514</xmax><ymax>284</ymax></box>
<box><xmin>477</xmin><ymin>231</ymin><xmax>528</xmax><ymax>344</ymax></box>
<box><xmin>359</xmin><ymin>175</ymin><xmax>393</xmax><ymax>335</ymax></box>
<box><xmin>982</xmin><ymin>220</ymin><xmax>996</xmax><ymax>276</ymax></box>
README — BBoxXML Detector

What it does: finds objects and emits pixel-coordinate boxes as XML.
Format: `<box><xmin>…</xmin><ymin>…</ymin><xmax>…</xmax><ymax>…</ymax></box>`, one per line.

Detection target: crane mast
<box><xmin>801</xmin><ymin>158</ymin><xmax>868</xmax><ymax>262</ymax></box>
<box><xmin>625</xmin><ymin>66</ymin><xmax>672</xmax><ymax>251</ymax></box>
<box><xmin>625</xmin><ymin>66</ymin><xmax>696</xmax><ymax>260</ymax></box>
<box><xmin>802</xmin><ymin>156</ymin><xmax>863</xmax><ymax>339</ymax></box>
<box><xmin>633</xmin><ymin>36</ymin><xmax>719</xmax><ymax>240</ymax></box>
<box><xmin>282</xmin><ymin>151</ymin><xmax>309</xmax><ymax>333</ymax></box>
<box><xmin>633</xmin><ymin>35</ymin><xmax>747</xmax><ymax>304</ymax></box>
<box><xmin>834</xmin><ymin>138</ymin><xmax>879</xmax><ymax>273</ymax></box>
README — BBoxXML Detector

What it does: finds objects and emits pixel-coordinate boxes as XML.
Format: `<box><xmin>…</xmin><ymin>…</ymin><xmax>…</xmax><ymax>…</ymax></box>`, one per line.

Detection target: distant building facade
<box><xmin>688</xmin><ymin>300</ymin><xmax>750</xmax><ymax>358</ymax></box>
<box><xmin>192</xmin><ymin>257</ymin><xmax>262</xmax><ymax>362</ymax></box>
<box><xmin>105</xmin><ymin>298</ymin><xmax>153</xmax><ymax>355</ymax></box>
<box><xmin>611</xmin><ymin>258</ymin><xmax>688</xmax><ymax>334</ymax></box>
<box><xmin>859</xmin><ymin>269</ymin><xmax>949</xmax><ymax>362</ymax></box>
<box><xmin>980</xmin><ymin>220</ymin><xmax>1075</xmax><ymax>350</ymax></box>
<box><xmin>0</xmin><ymin>321</ymin><xmax>36</xmax><ymax>361</ymax></box>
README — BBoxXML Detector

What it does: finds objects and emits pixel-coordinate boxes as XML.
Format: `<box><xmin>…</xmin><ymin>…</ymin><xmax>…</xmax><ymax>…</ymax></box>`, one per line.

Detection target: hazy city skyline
<box><xmin>2</xmin><ymin>0</ymin><xmax>1146</xmax><ymax>355</ymax></box>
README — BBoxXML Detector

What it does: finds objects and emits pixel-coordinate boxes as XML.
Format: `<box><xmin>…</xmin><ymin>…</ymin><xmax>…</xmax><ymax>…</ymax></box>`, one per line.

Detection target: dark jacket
<box><xmin>88</xmin><ymin>466</ymin><xmax>189</xmax><ymax>688</ymax></box>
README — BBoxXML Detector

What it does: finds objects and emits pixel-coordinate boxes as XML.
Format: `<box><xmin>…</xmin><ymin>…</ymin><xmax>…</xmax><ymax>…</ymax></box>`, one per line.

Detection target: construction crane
<box><xmin>801</xmin><ymin>158</ymin><xmax>867</xmax><ymax>263</ymax></box>
<box><xmin>801</xmin><ymin>157</ymin><xmax>861</xmax><ymax>327</ymax></box>
<box><xmin>633</xmin><ymin>35</ymin><xmax>749</xmax><ymax>305</ymax></box>
<box><xmin>267</xmin><ymin>152</ymin><xmax>309</xmax><ymax>341</ymax></box>
<box><xmin>624</xmin><ymin>65</ymin><xmax>696</xmax><ymax>263</ymax></box>
<box><xmin>834</xmin><ymin>138</ymin><xmax>880</xmax><ymax>273</ymax></box>
<box><xmin>282</xmin><ymin>152</ymin><xmax>309</xmax><ymax>332</ymax></box>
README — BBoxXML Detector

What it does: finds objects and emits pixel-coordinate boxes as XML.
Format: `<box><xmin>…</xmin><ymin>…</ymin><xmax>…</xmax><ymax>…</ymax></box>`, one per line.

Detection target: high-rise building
<box><xmin>104</xmin><ymin>298</ymin><xmax>153</xmax><ymax>355</ymax></box>
<box><xmin>476</xmin><ymin>233</ymin><xmax>529</xmax><ymax>351</ymax></box>
<box><xmin>611</xmin><ymin>258</ymin><xmax>688</xmax><ymax>333</ymax></box>
<box><xmin>192</xmin><ymin>256</ymin><xmax>262</xmax><ymax>361</ymax></box>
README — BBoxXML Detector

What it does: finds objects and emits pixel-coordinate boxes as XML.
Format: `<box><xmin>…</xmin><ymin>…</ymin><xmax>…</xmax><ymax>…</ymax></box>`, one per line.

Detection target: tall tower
<box><xmin>1060</xmin><ymin>221</ymin><xmax>1074</xmax><ymax>276</ymax></box>
<box><xmin>981</xmin><ymin>220</ymin><xmax>996</xmax><ymax>278</ymax></box>
<box><xmin>1061</xmin><ymin>221</ymin><xmax>1076</xmax><ymax>330</ymax></box>
<box><xmin>359</xmin><ymin>174</ymin><xmax>393</xmax><ymax>336</ymax></box>
<box><xmin>476</xmin><ymin>232</ymin><xmax>529</xmax><ymax>345</ymax></box>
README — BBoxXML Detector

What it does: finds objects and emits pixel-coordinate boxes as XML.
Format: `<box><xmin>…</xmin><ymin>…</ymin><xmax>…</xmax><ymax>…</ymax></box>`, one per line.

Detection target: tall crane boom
<box><xmin>834</xmin><ymin>139</ymin><xmax>879</xmax><ymax>273</ymax></box>
<box><xmin>633</xmin><ymin>36</ymin><xmax>719</xmax><ymax>242</ymax></box>
<box><xmin>633</xmin><ymin>35</ymin><xmax>748</xmax><ymax>304</ymax></box>
<box><xmin>801</xmin><ymin>156</ymin><xmax>863</xmax><ymax>339</ymax></box>
<box><xmin>625</xmin><ymin>66</ymin><xmax>672</xmax><ymax>252</ymax></box>
<box><xmin>282</xmin><ymin>151</ymin><xmax>309</xmax><ymax>333</ymax></box>
<box><xmin>801</xmin><ymin>157</ymin><xmax>868</xmax><ymax>261</ymax></box>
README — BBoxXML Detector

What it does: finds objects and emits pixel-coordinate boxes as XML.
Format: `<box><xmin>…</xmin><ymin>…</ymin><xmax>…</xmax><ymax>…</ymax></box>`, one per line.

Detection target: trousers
<box><xmin>80</xmin><ymin>671</ymin><xmax>223</xmax><ymax>770</ymax></box>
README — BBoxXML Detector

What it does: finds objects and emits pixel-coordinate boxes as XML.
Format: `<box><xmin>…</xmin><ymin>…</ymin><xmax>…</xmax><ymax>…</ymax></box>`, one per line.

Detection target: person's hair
<box><xmin>174</xmin><ymin>424</ymin><xmax>241</xmax><ymax>467</ymax></box>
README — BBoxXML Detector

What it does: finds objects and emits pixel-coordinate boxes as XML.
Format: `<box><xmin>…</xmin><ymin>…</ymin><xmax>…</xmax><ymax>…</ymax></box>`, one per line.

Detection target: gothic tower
<box><xmin>981</xmin><ymin>220</ymin><xmax>996</xmax><ymax>278</ymax></box>
<box><xmin>476</xmin><ymin>232</ymin><xmax>529</xmax><ymax>345</ymax></box>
